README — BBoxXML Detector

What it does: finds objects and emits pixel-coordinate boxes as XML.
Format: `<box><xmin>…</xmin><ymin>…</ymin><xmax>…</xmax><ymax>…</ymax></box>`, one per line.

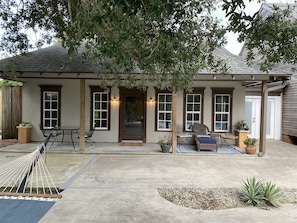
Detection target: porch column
<box><xmin>79</xmin><ymin>79</ymin><xmax>86</xmax><ymax>151</ymax></box>
<box><xmin>172</xmin><ymin>91</ymin><xmax>177</xmax><ymax>154</ymax></box>
<box><xmin>259</xmin><ymin>81</ymin><xmax>268</xmax><ymax>153</ymax></box>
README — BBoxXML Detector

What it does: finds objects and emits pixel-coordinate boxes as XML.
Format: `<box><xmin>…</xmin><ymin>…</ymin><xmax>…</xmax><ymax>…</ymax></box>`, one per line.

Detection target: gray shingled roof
<box><xmin>0</xmin><ymin>44</ymin><xmax>109</xmax><ymax>73</ymax></box>
<box><xmin>0</xmin><ymin>44</ymin><xmax>291</xmax><ymax>76</ymax></box>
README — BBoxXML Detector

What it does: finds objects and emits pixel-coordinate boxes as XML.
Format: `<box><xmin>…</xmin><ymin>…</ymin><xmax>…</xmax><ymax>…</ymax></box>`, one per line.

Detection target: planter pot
<box><xmin>161</xmin><ymin>145</ymin><xmax>171</xmax><ymax>153</ymax></box>
<box><xmin>245</xmin><ymin>145</ymin><xmax>256</xmax><ymax>154</ymax></box>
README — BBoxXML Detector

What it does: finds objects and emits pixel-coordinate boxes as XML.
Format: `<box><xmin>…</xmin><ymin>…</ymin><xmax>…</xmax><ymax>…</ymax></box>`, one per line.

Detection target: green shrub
<box><xmin>241</xmin><ymin>177</ymin><xmax>265</xmax><ymax>206</ymax></box>
<box><xmin>240</xmin><ymin>177</ymin><xmax>282</xmax><ymax>208</ymax></box>
<box><xmin>262</xmin><ymin>181</ymin><xmax>282</xmax><ymax>207</ymax></box>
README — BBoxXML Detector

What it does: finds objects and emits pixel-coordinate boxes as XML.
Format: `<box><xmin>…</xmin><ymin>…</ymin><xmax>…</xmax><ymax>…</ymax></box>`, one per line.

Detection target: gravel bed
<box><xmin>158</xmin><ymin>187</ymin><xmax>297</xmax><ymax>210</ymax></box>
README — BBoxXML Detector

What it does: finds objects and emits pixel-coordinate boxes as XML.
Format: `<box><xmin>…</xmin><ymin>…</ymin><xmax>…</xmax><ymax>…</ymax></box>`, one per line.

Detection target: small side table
<box><xmin>17</xmin><ymin>126</ymin><xmax>32</xmax><ymax>143</ymax></box>
<box><xmin>236</xmin><ymin>130</ymin><xmax>249</xmax><ymax>148</ymax></box>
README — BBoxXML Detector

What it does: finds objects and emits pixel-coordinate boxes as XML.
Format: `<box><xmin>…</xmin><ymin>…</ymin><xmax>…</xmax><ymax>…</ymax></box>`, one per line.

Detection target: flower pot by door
<box><xmin>245</xmin><ymin>145</ymin><xmax>256</xmax><ymax>154</ymax></box>
<box><xmin>161</xmin><ymin>145</ymin><xmax>171</xmax><ymax>153</ymax></box>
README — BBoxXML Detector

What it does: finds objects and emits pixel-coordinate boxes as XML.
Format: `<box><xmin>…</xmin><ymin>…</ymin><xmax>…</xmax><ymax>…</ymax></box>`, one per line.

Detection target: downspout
<box><xmin>258</xmin><ymin>80</ymin><xmax>289</xmax><ymax>157</ymax></box>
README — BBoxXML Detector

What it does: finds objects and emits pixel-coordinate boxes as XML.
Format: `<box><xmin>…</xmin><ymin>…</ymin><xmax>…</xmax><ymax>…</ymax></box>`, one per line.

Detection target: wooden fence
<box><xmin>1</xmin><ymin>86</ymin><xmax>22</xmax><ymax>139</ymax></box>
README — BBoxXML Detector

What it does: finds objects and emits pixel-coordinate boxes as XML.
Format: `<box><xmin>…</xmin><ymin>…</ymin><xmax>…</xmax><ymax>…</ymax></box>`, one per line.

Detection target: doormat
<box><xmin>120</xmin><ymin>142</ymin><xmax>143</xmax><ymax>146</ymax></box>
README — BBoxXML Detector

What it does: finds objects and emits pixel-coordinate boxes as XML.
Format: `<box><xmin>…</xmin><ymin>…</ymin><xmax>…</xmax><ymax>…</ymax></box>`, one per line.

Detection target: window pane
<box><xmin>216</xmin><ymin>114</ymin><xmax>221</xmax><ymax>121</ymax></box>
<box><xmin>52</xmin><ymin>102</ymin><xmax>58</xmax><ymax>109</ymax></box>
<box><xmin>159</xmin><ymin>103</ymin><xmax>164</xmax><ymax>111</ymax></box>
<box><xmin>102</xmin><ymin>111</ymin><xmax>107</xmax><ymax>119</ymax></box>
<box><xmin>159</xmin><ymin>113</ymin><xmax>164</xmax><ymax>120</ymax></box>
<box><xmin>45</xmin><ymin>111</ymin><xmax>50</xmax><ymax>118</ymax></box>
<box><xmin>166</xmin><ymin>113</ymin><xmax>171</xmax><ymax>120</ymax></box>
<box><xmin>194</xmin><ymin>104</ymin><xmax>200</xmax><ymax>111</ymax></box>
<box><xmin>159</xmin><ymin>95</ymin><xmax>165</xmax><ymax>102</ymax></box>
<box><xmin>187</xmin><ymin>95</ymin><xmax>193</xmax><ymax>102</ymax></box>
<box><xmin>216</xmin><ymin>96</ymin><xmax>221</xmax><ymax>103</ymax></box>
<box><xmin>52</xmin><ymin>120</ymin><xmax>57</xmax><ymax>127</ymax></box>
<box><xmin>102</xmin><ymin>120</ymin><xmax>107</xmax><ymax>127</ymax></box>
<box><xmin>102</xmin><ymin>94</ymin><xmax>107</xmax><ymax>101</ymax></box>
<box><xmin>45</xmin><ymin>102</ymin><xmax>50</xmax><ymax>109</ymax></box>
<box><xmin>102</xmin><ymin>102</ymin><xmax>107</xmax><ymax>110</ymax></box>
<box><xmin>52</xmin><ymin>111</ymin><xmax>58</xmax><ymax>118</ymax></box>
<box><xmin>166</xmin><ymin>104</ymin><xmax>172</xmax><ymax>111</ymax></box>
<box><xmin>194</xmin><ymin>95</ymin><xmax>200</xmax><ymax>102</ymax></box>
<box><xmin>194</xmin><ymin>114</ymin><xmax>199</xmax><ymax>121</ymax></box>
<box><xmin>187</xmin><ymin>104</ymin><xmax>193</xmax><ymax>111</ymax></box>
<box><xmin>166</xmin><ymin>95</ymin><xmax>172</xmax><ymax>102</ymax></box>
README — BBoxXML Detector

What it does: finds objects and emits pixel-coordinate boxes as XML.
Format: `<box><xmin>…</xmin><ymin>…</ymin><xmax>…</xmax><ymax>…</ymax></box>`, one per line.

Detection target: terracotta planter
<box><xmin>245</xmin><ymin>145</ymin><xmax>256</xmax><ymax>154</ymax></box>
<box><xmin>161</xmin><ymin>145</ymin><xmax>171</xmax><ymax>153</ymax></box>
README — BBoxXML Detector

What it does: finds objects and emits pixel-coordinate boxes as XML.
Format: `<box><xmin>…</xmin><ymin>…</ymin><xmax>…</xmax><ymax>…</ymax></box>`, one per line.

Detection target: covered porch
<box><xmin>0</xmin><ymin>139</ymin><xmax>296</xmax><ymax>158</ymax></box>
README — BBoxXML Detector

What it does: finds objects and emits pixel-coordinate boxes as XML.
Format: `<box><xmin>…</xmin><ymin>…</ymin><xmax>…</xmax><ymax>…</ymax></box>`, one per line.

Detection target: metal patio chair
<box><xmin>39</xmin><ymin>124</ymin><xmax>61</xmax><ymax>148</ymax></box>
<box><xmin>76</xmin><ymin>128</ymin><xmax>96</xmax><ymax>146</ymax></box>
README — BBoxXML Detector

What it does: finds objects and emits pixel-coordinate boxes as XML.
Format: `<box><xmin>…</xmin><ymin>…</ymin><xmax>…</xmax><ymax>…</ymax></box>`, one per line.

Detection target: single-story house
<box><xmin>0</xmin><ymin>44</ymin><xmax>292</xmax><ymax>153</ymax></box>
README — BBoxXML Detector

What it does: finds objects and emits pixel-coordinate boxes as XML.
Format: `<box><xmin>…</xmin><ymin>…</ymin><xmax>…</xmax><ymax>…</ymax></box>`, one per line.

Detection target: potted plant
<box><xmin>236</xmin><ymin>120</ymin><xmax>249</xmax><ymax>130</ymax></box>
<box><xmin>157</xmin><ymin>134</ymin><xmax>172</xmax><ymax>153</ymax></box>
<box><xmin>244</xmin><ymin>137</ymin><xmax>257</xmax><ymax>154</ymax></box>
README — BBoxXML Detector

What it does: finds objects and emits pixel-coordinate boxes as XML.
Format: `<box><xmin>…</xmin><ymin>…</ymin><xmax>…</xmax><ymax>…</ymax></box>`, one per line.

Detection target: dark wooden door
<box><xmin>119</xmin><ymin>88</ymin><xmax>146</xmax><ymax>142</ymax></box>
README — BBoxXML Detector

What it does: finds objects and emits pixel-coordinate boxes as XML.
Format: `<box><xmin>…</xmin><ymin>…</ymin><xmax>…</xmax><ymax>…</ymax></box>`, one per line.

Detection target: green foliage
<box><xmin>157</xmin><ymin>134</ymin><xmax>172</xmax><ymax>146</ymax></box>
<box><xmin>236</xmin><ymin>120</ymin><xmax>249</xmax><ymax>130</ymax></box>
<box><xmin>0</xmin><ymin>0</ymin><xmax>229</xmax><ymax>91</ymax></box>
<box><xmin>244</xmin><ymin>137</ymin><xmax>257</xmax><ymax>146</ymax></box>
<box><xmin>222</xmin><ymin>1</ymin><xmax>297</xmax><ymax>72</ymax></box>
<box><xmin>241</xmin><ymin>177</ymin><xmax>265</xmax><ymax>206</ymax></box>
<box><xmin>241</xmin><ymin>177</ymin><xmax>283</xmax><ymax>207</ymax></box>
<box><xmin>262</xmin><ymin>181</ymin><xmax>282</xmax><ymax>207</ymax></box>
<box><xmin>0</xmin><ymin>80</ymin><xmax>22</xmax><ymax>88</ymax></box>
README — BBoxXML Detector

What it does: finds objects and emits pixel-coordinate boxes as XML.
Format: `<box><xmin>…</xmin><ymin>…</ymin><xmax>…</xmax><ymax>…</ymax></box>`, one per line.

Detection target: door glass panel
<box><xmin>124</xmin><ymin>96</ymin><xmax>143</xmax><ymax>137</ymax></box>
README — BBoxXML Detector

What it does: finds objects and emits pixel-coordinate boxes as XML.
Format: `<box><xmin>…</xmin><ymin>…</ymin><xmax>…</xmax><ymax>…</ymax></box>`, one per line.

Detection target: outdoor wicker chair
<box><xmin>192</xmin><ymin>123</ymin><xmax>219</xmax><ymax>152</ymax></box>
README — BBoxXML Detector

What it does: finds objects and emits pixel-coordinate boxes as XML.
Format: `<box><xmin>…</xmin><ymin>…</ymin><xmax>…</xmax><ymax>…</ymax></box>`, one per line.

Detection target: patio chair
<box><xmin>177</xmin><ymin>124</ymin><xmax>194</xmax><ymax>144</ymax></box>
<box><xmin>192</xmin><ymin>123</ymin><xmax>219</xmax><ymax>152</ymax></box>
<box><xmin>39</xmin><ymin>124</ymin><xmax>61</xmax><ymax>148</ymax></box>
<box><xmin>76</xmin><ymin>128</ymin><xmax>96</xmax><ymax>146</ymax></box>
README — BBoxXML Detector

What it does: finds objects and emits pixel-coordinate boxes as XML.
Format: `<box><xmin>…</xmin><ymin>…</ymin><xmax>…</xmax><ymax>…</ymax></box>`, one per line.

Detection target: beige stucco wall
<box><xmin>22</xmin><ymin>78</ymin><xmax>246</xmax><ymax>143</ymax></box>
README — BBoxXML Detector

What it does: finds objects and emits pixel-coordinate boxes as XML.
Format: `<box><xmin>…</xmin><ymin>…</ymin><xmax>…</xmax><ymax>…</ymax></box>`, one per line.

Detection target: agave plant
<box><xmin>262</xmin><ymin>181</ymin><xmax>282</xmax><ymax>207</ymax></box>
<box><xmin>240</xmin><ymin>177</ymin><xmax>265</xmax><ymax>206</ymax></box>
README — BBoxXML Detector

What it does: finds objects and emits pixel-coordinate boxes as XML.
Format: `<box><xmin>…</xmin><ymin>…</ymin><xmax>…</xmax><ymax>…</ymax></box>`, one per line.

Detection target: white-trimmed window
<box><xmin>43</xmin><ymin>92</ymin><xmax>59</xmax><ymax>128</ymax></box>
<box><xmin>185</xmin><ymin>94</ymin><xmax>201</xmax><ymax>130</ymax></box>
<box><xmin>40</xmin><ymin>85</ymin><xmax>62</xmax><ymax>129</ymax></box>
<box><xmin>93</xmin><ymin>92</ymin><xmax>109</xmax><ymax>130</ymax></box>
<box><xmin>214</xmin><ymin>94</ymin><xmax>230</xmax><ymax>132</ymax></box>
<box><xmin>90</xmin><ymin>86</ymin><xmax>110</xmax><ymax>130</ymax></box>
<box><xmin>157</xmin><ymin>93</ymin><xmax>172</xmax><ymax>131</ymax></box>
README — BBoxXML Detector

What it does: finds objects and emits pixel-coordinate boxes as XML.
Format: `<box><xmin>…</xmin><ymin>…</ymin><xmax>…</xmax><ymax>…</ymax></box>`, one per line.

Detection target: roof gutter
<box><xmin>258</xmin><ymin>80</ymin><xmax>290</xmax><ymax>157</ymax></box>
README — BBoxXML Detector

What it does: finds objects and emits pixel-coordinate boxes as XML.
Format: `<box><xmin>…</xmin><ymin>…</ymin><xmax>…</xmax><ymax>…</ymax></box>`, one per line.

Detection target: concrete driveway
<box><xmin>1</xmin><ymin>140</ymin><xmax>297</xmax><ymax>222</ymax></box>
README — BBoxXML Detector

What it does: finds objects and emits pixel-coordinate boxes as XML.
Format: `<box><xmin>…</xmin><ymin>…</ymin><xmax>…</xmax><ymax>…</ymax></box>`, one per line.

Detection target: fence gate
<box><xmin>1</xmin><ymin>86</ymin><xmax>22</xmax><ymax>139</ymax></box>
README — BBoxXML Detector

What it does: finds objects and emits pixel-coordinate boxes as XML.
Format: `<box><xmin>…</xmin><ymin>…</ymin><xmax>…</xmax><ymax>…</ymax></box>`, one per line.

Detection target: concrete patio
<box><xmin>0</xmin><ymin>140</ymin><xmax>297</xmax><ymax>223</ymax></box>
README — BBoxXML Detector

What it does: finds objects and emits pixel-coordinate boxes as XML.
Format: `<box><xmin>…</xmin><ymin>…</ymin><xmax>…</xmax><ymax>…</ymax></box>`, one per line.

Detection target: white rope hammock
<box><xmin>0</xmin><ymin>143</ymin><xmax>61</xmax><ymax>200</ymax></box>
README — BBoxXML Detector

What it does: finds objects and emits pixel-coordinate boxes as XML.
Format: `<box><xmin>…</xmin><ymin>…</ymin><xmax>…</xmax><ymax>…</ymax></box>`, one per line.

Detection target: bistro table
<box><xmin>54</xmin><ymin>126</ymin><xmax>79</xmax><ymax>149</ymax></box>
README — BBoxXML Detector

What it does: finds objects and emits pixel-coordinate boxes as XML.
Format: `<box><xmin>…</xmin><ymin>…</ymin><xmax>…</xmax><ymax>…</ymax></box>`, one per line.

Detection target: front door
<box><xmin>119</xmin><ymin>88</ymin><xmax>146</xmax><ymax>142</ymax></box>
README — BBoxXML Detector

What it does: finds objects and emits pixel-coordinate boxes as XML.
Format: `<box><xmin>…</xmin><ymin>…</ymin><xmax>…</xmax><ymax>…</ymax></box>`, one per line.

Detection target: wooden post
<box><xmin>79</xmin><ymin>79</ymin><xmax>85</xmax><ymax>152</ymax></box>
<box><xmin>259</xmin><ymin>81</ymin><xmax>268</xmax><ymax>153</ymax></box>
<box><xmin>172</xmin><ymin>91</ymin><xmax>177</xmax><ymax>154</ymax></box>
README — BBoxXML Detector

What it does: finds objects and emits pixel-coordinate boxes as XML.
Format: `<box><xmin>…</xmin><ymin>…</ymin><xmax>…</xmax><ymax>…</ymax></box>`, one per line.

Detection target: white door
<box><xmin>245</xmin><ymin>96</ymin><xmax>281</xmax><ymax>139</ymax></box>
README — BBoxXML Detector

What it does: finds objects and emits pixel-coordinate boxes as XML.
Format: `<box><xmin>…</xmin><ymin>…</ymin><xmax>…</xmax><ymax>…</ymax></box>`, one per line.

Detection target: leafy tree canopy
<box><xmin>0</xmin><ymin>79</ymin><xmax>22</xmax><ymax>88</ymax></box>
<box><xmin>0</xmin><ymin>0</ymin><xmax>296</xmax><ymax>90</ymax></box>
